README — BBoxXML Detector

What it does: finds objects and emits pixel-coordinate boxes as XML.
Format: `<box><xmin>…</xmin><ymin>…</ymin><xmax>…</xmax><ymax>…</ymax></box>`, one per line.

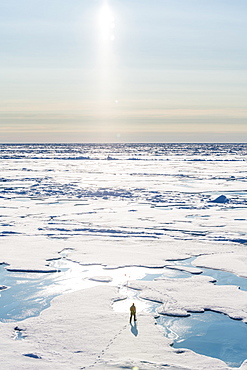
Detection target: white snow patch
<box><xmin>89</xmin><ymin>276</ymin><xmax>113</xmax><ymax>283</ymax></box>
<box><xmin>194</xmin><ymin>253</ymin><xmax>247</xmax><ymax>278</ymax></box>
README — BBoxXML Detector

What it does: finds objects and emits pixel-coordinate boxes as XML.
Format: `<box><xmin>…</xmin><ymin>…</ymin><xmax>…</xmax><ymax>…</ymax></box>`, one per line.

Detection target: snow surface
<box><xmin>0</xmin><ymin>143</ymin><xmax>247</xmax><ymax>369</ymax></box>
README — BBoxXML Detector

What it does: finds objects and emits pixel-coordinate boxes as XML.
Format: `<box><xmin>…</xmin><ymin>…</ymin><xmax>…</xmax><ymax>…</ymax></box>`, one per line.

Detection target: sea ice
<box><xmin>0</xmin><ymin>143</ymin><xmax>247</xmax><ymax>369</ymax></box>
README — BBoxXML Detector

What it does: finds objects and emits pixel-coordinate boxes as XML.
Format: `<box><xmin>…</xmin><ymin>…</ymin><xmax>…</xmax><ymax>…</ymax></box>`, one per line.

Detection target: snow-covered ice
<box><xmin>0</xmin><ymin>143</ymin><xmax>247</xmax><ymax>369</ymax></box>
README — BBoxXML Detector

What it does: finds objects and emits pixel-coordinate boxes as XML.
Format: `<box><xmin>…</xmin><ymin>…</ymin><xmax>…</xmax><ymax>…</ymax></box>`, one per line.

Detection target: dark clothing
<box><xmin>130</xmin><ymin>312</ymin><xmax>136</xmax><ymax>323</ymax></box>
<box><xmin>130</xmin><ymin>304</ymin><xmax>137</xmax><ymax>323</ymax></box>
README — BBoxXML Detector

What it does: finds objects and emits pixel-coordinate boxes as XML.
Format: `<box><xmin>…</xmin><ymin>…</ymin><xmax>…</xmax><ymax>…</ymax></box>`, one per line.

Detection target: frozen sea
<box><xmin>0</xmin><ymin>143</ymin><xmax>247</xmax><ymax>370</ymax></box>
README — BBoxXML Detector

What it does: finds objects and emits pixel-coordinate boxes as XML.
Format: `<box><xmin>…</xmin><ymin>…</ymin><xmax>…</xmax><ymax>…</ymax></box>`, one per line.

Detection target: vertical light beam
<box><xmin>97</xmin><ymin>1</ymin><xmax>117</xmax><ymax>109</ymax></box>
<box><xmin>98</xmin><ymin>1</ymin><xmax>115</xmax><ymax>43</ymax></box>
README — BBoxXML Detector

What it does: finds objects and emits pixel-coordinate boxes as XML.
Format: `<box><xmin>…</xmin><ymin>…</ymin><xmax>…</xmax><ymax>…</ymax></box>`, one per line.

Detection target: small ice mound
<box><xmin>211</xmin><ymin>195</ymin><xmax>229</xmax><ymax>203</ymax></box>
<box><xmin>89</xmin><ymin>276</ymin><xmax>113</xmax><ymax>283</ymax></box>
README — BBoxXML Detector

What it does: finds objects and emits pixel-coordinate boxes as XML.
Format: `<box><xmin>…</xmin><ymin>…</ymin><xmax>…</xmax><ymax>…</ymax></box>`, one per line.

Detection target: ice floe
<box><xmin>0</xmin><ymin>143</ymin><xmax>247</xmax><ymax>369</ymax></box>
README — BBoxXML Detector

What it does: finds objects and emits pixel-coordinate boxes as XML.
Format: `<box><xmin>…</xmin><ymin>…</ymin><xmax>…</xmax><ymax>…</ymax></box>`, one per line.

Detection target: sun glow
<box><xmin>96</xmin><ymin>0</ymin><xmax>120</xmax><ymax>126</ymax></box>
<box><xmin>97</xmin><ymin>1</ymin><xmax>117</xmax><ymax>99</ymax></box>
<box><xmin>98</xmin><ymin>2</ymin><xmax>115</xmax><ymax>42</ymax></box>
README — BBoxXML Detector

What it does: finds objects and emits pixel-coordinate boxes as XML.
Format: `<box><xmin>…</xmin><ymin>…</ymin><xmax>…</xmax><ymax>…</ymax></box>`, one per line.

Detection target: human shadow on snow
<box><xmin>130</xmin><ymin>322</ymin><xmax>138</xmax><ymax>337</ymax></box>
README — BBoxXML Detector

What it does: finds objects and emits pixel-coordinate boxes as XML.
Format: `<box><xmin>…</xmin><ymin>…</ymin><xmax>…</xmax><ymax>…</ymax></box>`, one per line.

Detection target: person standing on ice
<box><xmin>130</xmin><ymin>303</ymin><xmax>137</xmax><ymax>324</ymax></box>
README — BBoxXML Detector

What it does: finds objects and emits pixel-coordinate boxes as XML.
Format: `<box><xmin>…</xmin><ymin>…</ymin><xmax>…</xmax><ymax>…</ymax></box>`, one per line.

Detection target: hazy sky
<box><xmin>1</xmin><ymin>0</ymin><xmax>247</xmax><ymax>142</ymax></box>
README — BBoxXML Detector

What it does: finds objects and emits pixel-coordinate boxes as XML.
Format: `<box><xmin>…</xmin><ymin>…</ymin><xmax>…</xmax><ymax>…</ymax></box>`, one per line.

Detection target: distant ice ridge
<box><xmin>0</xmin><ymin>142</ymin><xmax>247</xmax><ymax>160</ymax></box>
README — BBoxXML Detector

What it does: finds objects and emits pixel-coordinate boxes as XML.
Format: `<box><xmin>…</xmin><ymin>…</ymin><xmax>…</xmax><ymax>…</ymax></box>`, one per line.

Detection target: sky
<box><xmin>0</xmin><ymin>0</ymin><xmax>247</xmax><ymax>143</ymax></box>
